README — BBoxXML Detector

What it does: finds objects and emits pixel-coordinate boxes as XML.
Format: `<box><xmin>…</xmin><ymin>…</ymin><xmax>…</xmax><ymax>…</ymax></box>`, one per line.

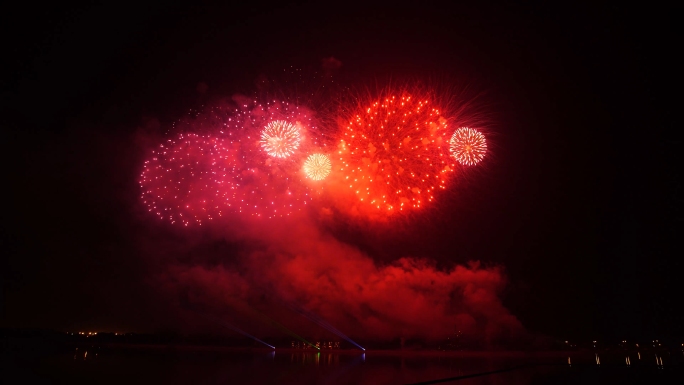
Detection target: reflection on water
<box><xmin>73</xmin><ymin>346</ymin><xmax>100</xmax><ymax>360</ymax></box>
<box><xmin>17</xmin><ymin>348</ymin><xmax>684</xmax><ymax>384</ymax></box>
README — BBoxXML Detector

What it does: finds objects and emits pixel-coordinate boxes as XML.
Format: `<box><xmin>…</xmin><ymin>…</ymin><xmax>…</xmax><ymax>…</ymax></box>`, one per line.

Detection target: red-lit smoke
<box><xmin>155</xmin><ymin>218</ymin><xmax>523</xmax><ymax>344</ymax></box>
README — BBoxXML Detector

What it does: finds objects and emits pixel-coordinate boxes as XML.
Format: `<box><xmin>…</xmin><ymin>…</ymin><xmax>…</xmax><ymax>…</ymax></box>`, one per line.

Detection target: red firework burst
<box><xmin>336</xmin><ymin>94</ymin><xmax>455</xmax><ymax>215</ymax></box>
<box><xmin>139</xmin><ymin>133</ymin><xmax>238</xmax><ymax>226</ymax></box>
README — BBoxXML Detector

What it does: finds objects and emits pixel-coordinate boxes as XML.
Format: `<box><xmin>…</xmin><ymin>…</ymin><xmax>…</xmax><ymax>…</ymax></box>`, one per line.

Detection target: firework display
<box><xmin>140</xmin><ymin>86</ymin><xmax>488</xmax><ymax>224</ymax></box>
<box><xmin>303</xmin><ymin>153</ymin><xmax>332</xmax><ymax>181</ymax></box>
<box><xmin>449</xmin><ymin>127</ymin><xmax>487</xmax><ymax>166</ymax></box>
<box><xmin>336</xmin><ymin>95</ymin><xmax>455</xmax><ymax>213</ymax></box>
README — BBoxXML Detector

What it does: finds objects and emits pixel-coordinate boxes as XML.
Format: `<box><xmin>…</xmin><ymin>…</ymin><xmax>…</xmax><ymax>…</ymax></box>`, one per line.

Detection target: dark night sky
<box><xmin>0</xmin><ymin>3</ymin><xmax>679</xmax><ymax>343</ymax></box>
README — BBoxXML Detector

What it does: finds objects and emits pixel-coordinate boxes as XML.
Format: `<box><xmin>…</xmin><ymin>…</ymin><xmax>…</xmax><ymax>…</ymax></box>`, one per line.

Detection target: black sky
<box><xmin>1</xmin><ymin>3</ymin><xmax>679</xmax><ymax>342</ymax></box>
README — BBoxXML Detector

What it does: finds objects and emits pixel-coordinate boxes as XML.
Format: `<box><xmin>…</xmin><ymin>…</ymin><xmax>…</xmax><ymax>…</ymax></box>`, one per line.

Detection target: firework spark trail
<box><xmin>336</xmin><ymin>94</ymin><xmax>455</xmax><ymax>215</ymax></box>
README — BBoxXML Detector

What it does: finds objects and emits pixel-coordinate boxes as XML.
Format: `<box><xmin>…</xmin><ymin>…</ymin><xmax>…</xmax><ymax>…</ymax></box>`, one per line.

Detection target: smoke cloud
<box><xmin>152</xmin><ymin>214</ymin><xmax>523</xmax><ymax>346</ymax></box>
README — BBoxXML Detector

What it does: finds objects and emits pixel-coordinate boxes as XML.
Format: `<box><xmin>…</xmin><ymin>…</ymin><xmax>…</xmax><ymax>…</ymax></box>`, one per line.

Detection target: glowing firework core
<box><xmin>449</xmin><ymin>127</ymin><xmax>487</xmax><ymax>166</ymax></box>
<box><xmin>303</xmin><ymin>153</ymin><xmax>332</xmax><ymax>180</ymax></box>
<box><xmin>260</xmin><ymin>120</ymin><xmax>302</xmax><ymax>158</ymax></box>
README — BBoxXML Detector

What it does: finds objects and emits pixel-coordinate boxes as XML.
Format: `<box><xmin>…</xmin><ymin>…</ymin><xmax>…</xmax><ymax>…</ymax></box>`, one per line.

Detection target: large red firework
<box><xmin>336</xmin><ymin>94</ymin><xmax>455</xmax><ymax>215</ymax></box>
